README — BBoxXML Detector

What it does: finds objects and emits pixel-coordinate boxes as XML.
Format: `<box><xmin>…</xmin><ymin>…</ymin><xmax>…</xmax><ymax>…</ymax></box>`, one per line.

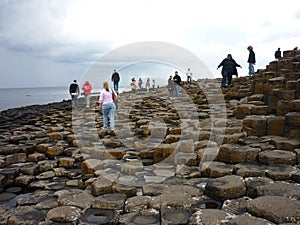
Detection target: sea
<box><xmin>0</xmin><ymin>86</ymin><xmax>130</xmax><ymax>112</ymax></box>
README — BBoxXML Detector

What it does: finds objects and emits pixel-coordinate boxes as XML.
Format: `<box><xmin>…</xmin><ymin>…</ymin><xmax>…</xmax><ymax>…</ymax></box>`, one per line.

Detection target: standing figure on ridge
<box><xmin>247</xmin><ymin>46</ymin><xmax>256</xmax><ymax>77</ymax></box>
<box><xmin>146</xmin><ymin>78</ymin><xmax>151</xmax><ymax>92</ymax></box>
<box><xmin>173</xmin><ymin>71</ymin><xmax>181</xmax><ymax>97</ymax></box>
<box><xmin>131</xmin><ymin>78</ymin><xmax>137</xmax><ymax>94</ymax></box>
<box><xmin>69</xmin><ymin>80</ymin><xmax>79</xmax><ymax>108</ymax></box>
<box><xmin>152</xmin><ymin>79</ymin><xmax>156</xmax><ymax>90</ymax></box>
<box><xmin>186</xmin><ymin>68</ymin><xmax>192</xmax><ymax>84</ymax></box>
<box><xmin>168</xmin><ymin>75</ymin><xmax>174</xmax><ymax>97</ymax></box>
<box><xmin>217</xmin><ymin>54</ymin><xmax>242</xmax><ymax>87</ymax></box>
<box><xmin>275</xmin><ymin>48</ymin><xmax>282</xmax><ymax>60</ymax></box>
<box><xmin>81</xmin><ymin>80</ymin><xmax>92</xmax><ymax>108</ymax></box>
<box><xmin>138</xmin><ymin>78</ymin><xmax>143</xmax><ymax>90</ymax></box>
<box><xmin>111</xmin><ymin>70</ymin><xmax>120</xmax><ymax>93</ymax></box>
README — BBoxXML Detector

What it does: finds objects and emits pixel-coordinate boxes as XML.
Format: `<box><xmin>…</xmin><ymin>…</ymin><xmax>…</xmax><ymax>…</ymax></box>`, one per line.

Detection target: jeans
<box><xmin>113</xmin><ymin>82</ymin><xmax>119</xmax><ymax>92</ymax></box>
<box><xmin>84</xmin><ymin>94</ymin><xmax>90</xmax><ymax>107</ymax></box>
<box><xmin>249</xmin><ymin>63</ymin><xmax>254</xmax><ymax>75</ymax></box>
<box><xmin>174</xmin><ymin>85</ymin><xmax>180</xmax><ymax>97</ymax></box>
<box><xmin>187</xmin><ymin>76</ymin><xmax>192</xmax><ymax>83</ymax></box>
<box><xmin>102</xmin><ymin>102</ymin><xmax>116</xmax><ymax>129</ymax></box>
<box><xmin>221</xmin><ymin>70</ymin><xmax>228</xmax><ymax>87</ymax></box>
<box><xmin>71</xmin><ymin>94</ymin><xmax>78</xmax><ymax>107</ymax></box>
<box><xmin>169</xmin><ymin>88</ymin><xmax>174</xmax><ymax>97</ymax></box>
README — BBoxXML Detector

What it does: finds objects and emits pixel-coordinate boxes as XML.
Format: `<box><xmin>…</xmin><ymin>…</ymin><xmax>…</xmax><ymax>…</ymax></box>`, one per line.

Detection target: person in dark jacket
<box><xmin>69</xmin><ymin>80</ymin><xmax>79</xmax><ymax>107</ymax></box>
<box><xmin>168</xmin><ymin>75</ymin><xmax>174</xmax><ymax>97</ymax></box>
<box><xmin>111</xmin><ymin>70</ymin><xmax>120</xmax><ymax>93</ymax></box>
<box><xmin>275</xmin><ymin>48</ymin><xmax>282</xmax><ymax>60</ymax></box>
<box><xmin>173</xmin><ymin>71</ymin><xmax>181</xmax><ymax>97</ymax></box>
<box><xmin>247</xmin><ymin>46</ymin><xmax>256</xmax><ymax>76</ymax></box>
<box><xmin>217</xmin><ymin>54</ymin><xmax>242</xmax><ymax>87</ymax></box>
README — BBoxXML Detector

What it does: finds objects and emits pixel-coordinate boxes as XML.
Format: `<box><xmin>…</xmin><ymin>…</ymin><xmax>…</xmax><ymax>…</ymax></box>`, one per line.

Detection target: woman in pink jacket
<box><xmin>82</xmin><ymin>80</ymin><xmax>92</xmax><ymax>108</ymax></box>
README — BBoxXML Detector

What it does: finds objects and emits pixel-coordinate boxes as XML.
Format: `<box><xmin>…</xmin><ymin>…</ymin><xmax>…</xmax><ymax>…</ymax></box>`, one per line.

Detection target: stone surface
<box><xmin>259</xmin><ymin>150</ymin><xmax>297</xmax><ymax>165</ymax></box>
<box><xmin>47</xmin><ymin>206</ymin><xmax>82</xmax><ymax>223</ymax></box>
<box><xmin>247</xmin><ymin>196</ymin><xmax>300</xmax><ymax>224</ymax></box>
<box><xmin>205</xmin><ymin>175</ymin><xmax>246</xmax><ymax>201</ymax></box>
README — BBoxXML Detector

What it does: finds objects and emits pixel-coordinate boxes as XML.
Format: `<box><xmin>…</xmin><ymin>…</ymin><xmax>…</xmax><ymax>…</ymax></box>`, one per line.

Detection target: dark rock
<box><xmin>259</xmin><ymin>150</ymin><xmax>297</xmax><ymax>165</ymax></box>
<box><xmin>247</xmin><ymin>196</ymin><xmax>300</xmax><ymax>224</ymax></box>
<box><xmin>205</xmin><ymin>175</ymin><xmax>246</xmax><ymax>201</ymax></box>
<box><xmin>189</xmin><ymin>209</ymin><xmax>233</xmax><ymax>225</ymax></box>
<box><xmin>257</xmin><ymin>181</ymin><xmax>300</xmax><ymax>199</ymax></box>
<box><xmin>245</xmin><ymin>177</ymin><xmax>274</xmax><ymax>198</ymax></box>
<box><xmin>47</xmin><ymin>206</ymin><xmax>82</xmax><ymax>223</ymax></box>
<box><xmin>92</xmin><ymin>193</ymin><xmax>127</xmax><ymax>210</ymax></box>
<box><xmin>161</xmin><ymin>207</ymin><xmax>191</xmax><ymax>225</ymax></box>
<box><xmin>8</xmin><ymin>206</ymin><xmax>45</xmax><ymax>224</ymax></box>
<box><xmin>119</xmin><ymin>209</ymin><xmax>160</xmax><ymax>225</ymax></box>
<box><xmin>79</xmin><ymin>208</ymin><xmax>119</xmax><ymax>225</ymax></box>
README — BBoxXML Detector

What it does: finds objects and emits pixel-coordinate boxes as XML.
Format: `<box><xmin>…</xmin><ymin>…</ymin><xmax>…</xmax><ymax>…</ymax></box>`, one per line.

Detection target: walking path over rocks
<box><xmin>0</xmin><ymin>48</ymin><xmax>300</xmax><ymax>224</ymax></box>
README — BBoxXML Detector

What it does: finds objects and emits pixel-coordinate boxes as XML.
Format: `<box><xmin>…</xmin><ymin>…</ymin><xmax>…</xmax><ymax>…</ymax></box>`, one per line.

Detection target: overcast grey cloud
<box><xmin>0</xmin><ymin>0</ymin><xmax>299</xmax><ymax>88</ymax></box>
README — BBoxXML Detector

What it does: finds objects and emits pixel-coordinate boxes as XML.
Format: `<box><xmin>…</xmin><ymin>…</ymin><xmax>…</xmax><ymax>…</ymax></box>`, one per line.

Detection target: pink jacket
<box><xmin>82</xmin><ymin>83</ymin><xmax>92</xmax><ymax>95</ymax></box>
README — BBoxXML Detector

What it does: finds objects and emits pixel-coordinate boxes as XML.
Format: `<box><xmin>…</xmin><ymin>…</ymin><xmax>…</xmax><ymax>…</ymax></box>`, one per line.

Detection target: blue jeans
<box><xmin>102</xmin><ymin>102</ymin><xmax>116</xmax><ymax>129</ymax></box>
<box><xmin>175</xmin><ymin>85</ymin><xmax>180</xmax><ymax>97</ymax></box>
<box><xmin>249</xmin><ymin>63</ymin><xmax>254</xmax><ymax>75</ymax></box>
<box><xmin>113</xmin><ymin>82</ymin><xmax>119</xmax><ymax>92</ymax></box>
<box><xmin>221</xmin><ymin>70</ymin><xmax>228</xmax><ymax>87</ymax></box>
<box><xmin>71</xmin><ymin>94</ymin><xmax>78</xmax><ymax>107</ymax></box>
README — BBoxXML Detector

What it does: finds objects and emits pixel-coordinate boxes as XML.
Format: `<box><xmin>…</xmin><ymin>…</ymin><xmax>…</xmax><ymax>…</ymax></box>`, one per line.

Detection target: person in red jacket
<box><xmin>82</xmin><ymin>80</ymin><xmax>92</xmax><ymax>108</ymax></box>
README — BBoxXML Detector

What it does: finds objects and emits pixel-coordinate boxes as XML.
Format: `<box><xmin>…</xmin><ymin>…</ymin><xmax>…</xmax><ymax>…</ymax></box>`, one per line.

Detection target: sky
<box><xmin>0</xmin><ymin>0</ymin><xmax>299</xmax><ymax>89</ymax></box>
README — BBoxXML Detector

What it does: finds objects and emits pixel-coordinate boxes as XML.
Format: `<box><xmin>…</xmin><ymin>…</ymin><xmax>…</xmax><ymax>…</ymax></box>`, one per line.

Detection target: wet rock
<box><xmin>259</xmin><ymin>150</ymin><xmax>297</xmax><ymax>165</ymax></box>
<box><xmin>36</xmin><ymin>197</ymin><xmax>58</xmax><ymax>210</ymax></box>
<box><xmin>113</xmin><ymin>183</ymin><xmax>137</xmax><ymax>197</ymax></box>
<box><xmin>200</xmin><ymin>161</ymin><xmax>234</xmax><ymax>178</ymax></box>
<box><xmin>8</xmin><ymin>206</ymin><xmax>45</xmax><ymax>224</ymax></box>
<box><xmin>266</xmin><ymin>135</ymin><xmax>300</xmax><ymax>150</ymax></box>
<box><xmin>142</xmin><ymin>183</ymin><xmax>167</xmax><ymax>196</ymax></box>
<box><xmin>38</xmin><ymin>160</ymin><xmax>57</xmax><ymax>172</ymax></box>
<box><xmin>36</xmin><ymin>171</ymin><xmax>56</xmax><ymax>180</ymax></box>
<box><xmin>161</xmin><ymin>207</ymin><xmax>191</xmax><ymax>225</ymax></box>
<box><xmin>81</xmin><ymin>159</ymin><xmax>103</xmax><ymax>175</ymax></box>
<box><xmin>27</xmin><ymin>152</ymin><xmax>46</xmax><ymax>162</ymax></box>
<box><xmin>218</xmin><ymin>144</ymin><xmax>261</xmax><ymax>164</ymax></box>
<box><xmin>17</xmin><ymin>190</ymin><xmax>53</xmax><ymax>206</ymax></box>
<box><xmin>0</xmin><ymin>192</ymin><xmax>16</xmax><ymax>202</ymax></box>
<box><xmin>234</xmin><ymin>163</ymin><xmax>266</xmax><ymax>177</ymax></box>
<box><xmin>92</xmin><ymin>193</ymin><xmax>127</xmax><ymax>210</ymax></box>
<box><xmin>205</xmin><ymin>175</ymin><xmax>246</xmax><ymax>201</ymax></box>
<box><xmin>58</xmin><ymin>157</ymin><xmax>75</xmax><ymax>168</ymax></box>
<box><xmin>79</xmin><ymin>208</ymin><xmax>119</xmax><ymax>225</ymax></box>
<box><xmin>245</xmin><ymin>177</ymin><xmax>274</xmax><ymax>198</ymax></box>
<box><xmin>15</xmin><ymin>175</ymin><xmax>35</xmax><ymax>186</ymax></box>
<box><xmin>119</xmin><ymin>209</ymin><xmax>160</xmax><ymax>225</ymax></box>
<box><xmin>189</xmin><ymin>209</ymin><xmax>233</xmax><ymax>225</ymax></box>
<box><xmin>220</xmin><ymin>213</ymin><xmax>275</xmax><ymax>225</ymax></box>
<box><xmin>5</xmin><ymin>153</ymin><xmax>26</xmax><ymax>165</ymax></box>
<box><xmin>47</xmin><ymin>206</ymin><xmax>82</xmax><ymax>223</ymax></box>
<box><xmin>243</xmin><ymin>116</ymin><xmax>267</xmax><ymax>136</ymax></box>
<box><xmin>286</xmin><ymin>112</ymin><xmax>300</xmax><ymax>126</ymax></box>
<box><xmin>222</xmin><ymin>196</ymin><xmax>252</xmax><ymax>215</ymax></box>
<box><xmin>58</xmin><ymin>189</ymin><xmax>94</xmax><ymax>209</ymax></box>
<box><xmin>91</xmin><ymin>177</ymin><xmax>113</xmax><ymax>196</ymax></box>
<box><xmin>247</xmin><ymin>196</ymin><xmax>300</xmax><ymax>224</ymax></box>
<box><xmin>292</xmin><ymin>170</ymin><xmax>300</xmax><ymax>183</ymax></box>
<box><xmin>265</xmin><ymin>165</ymin><xmax>297</xmax><ymax>180</ymax></box>
<box><xmin>125</xmin><ymin>196</ymin><xmax>152</xmax><ymax>213</ymax></box>
<box><xmin>257</xmin><ymin>181</ymin><xmax>300</xmax><ymax>199</ymax></box>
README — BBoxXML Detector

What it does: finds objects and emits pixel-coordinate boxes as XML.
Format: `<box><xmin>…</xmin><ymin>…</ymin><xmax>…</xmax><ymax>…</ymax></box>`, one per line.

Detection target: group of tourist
<box><xmin>68</xmin><ymin>46</ymin><xmax>286</xmax><ymax>130</ymax></box>
<box><xmin>217</xmin><ymin>46</ymin><xmax>256</xmax><ymax>88</ymax></box>
<box><xmin>69</xmin><ymin>80</ymin><xmax>92</xmax><ymax>108</ymax></box>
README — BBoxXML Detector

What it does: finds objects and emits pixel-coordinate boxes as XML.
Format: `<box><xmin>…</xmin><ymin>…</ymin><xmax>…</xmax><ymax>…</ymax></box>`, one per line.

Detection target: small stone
<box><xmin>59</xmin><ymin>157</ymin><xmax>75</xmax><ymax>168</ymax></box>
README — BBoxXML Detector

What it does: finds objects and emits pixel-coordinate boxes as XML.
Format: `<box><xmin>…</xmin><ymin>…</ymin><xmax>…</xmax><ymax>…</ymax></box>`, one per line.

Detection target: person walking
<box><xmin>247</xmin><ymin>46</ymin><xmax>256</xmax><ymax>77</ymax></box>
<box><xmin>173</xmin><ymin>71</ymin><xmax>181</xmax><ymax>97</ymax></box>
<box><xmin>111</xmin><ymin>70</ymin><xmax>120</xmax><ymax>93</ymax></box>
<box><xmin>152</xmin><ymin>79</ymin><xmax>156</xmax><ymax>90</ymax></box>
<box><xmin>168</xmin><ymin>75</ymin><xmax>174</xmax><ymax>97</ymax></box>
<box><xmin>81</xmin><ymin>80</ymin><xmax>92</xmax><ymax>108</ymax></box>
<box><xmin>138</xmin><ymin>78</ymin><xmax>143</xmax><ymax>89</ymax></box>
<box><xmin>131</xmin><ymin>78</ymin><xmax>137</xmax><ymax>94</ymax></box>
<box><xmin>99</xmin><ymin>81</ymin><xmax>117</xmax><ymax>130</ymax></box>
<box><xmin>186</xmin><ymin>68</ymin><xmax>192</xmax><ymax>83</ymax></box>
<box><xmin>146</xmin><ymin>78</ymin><xmax>151</xmax><ymax>92</ymax></box>
<box><xmin>69</xmin><ymin>80</ymin><xmax>79</xmax><ymax>107</ymax></box>
<box><xmin>217</xmin><ymin>54</ymin><xmax>242</xmax><ymax>87</ymax></box>
<box><xmin>275</xmin><ymin>48</ymin><xmax>282</xmax><ymax>60</ymax></box>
